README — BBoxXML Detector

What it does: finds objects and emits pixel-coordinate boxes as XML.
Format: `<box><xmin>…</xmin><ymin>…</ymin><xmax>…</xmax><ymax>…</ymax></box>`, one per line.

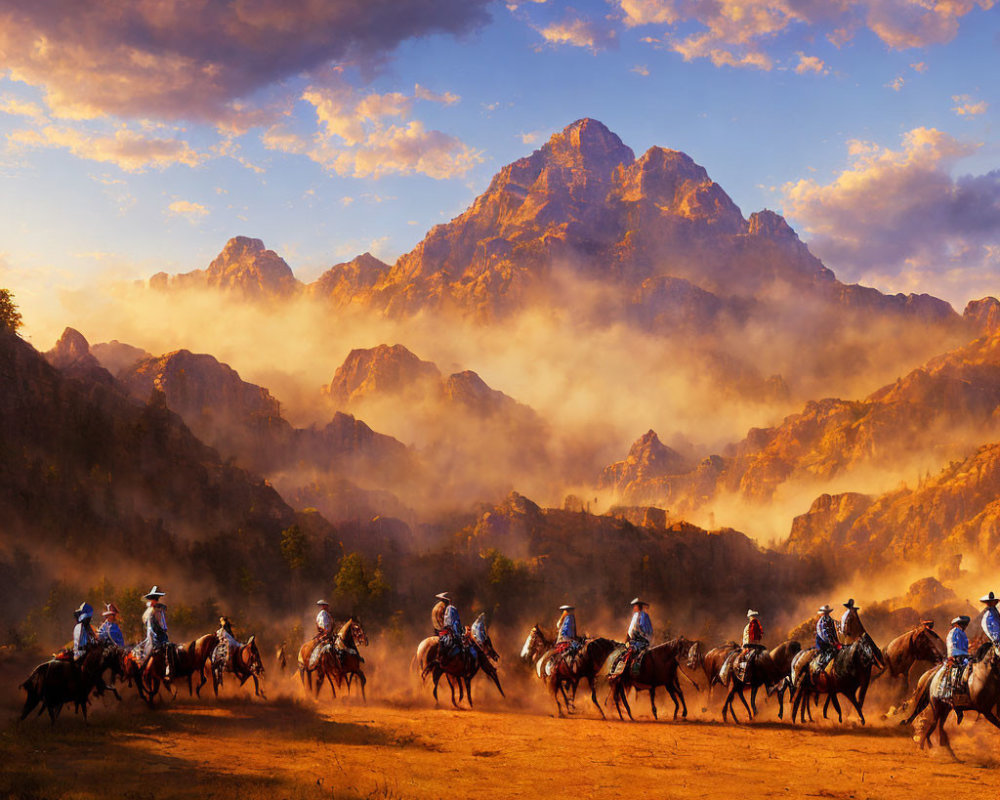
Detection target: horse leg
<box><xmin>722</xmin><ymin>686</ymin><xmax>734</xmax><ymax>722</ymax></box>
<box><xmin>828</xmin><ymin>692</ymin><xmax>843</xmax><ymax>723</ymax></box>
<box><xmin>431</xmin><ymin>668</ymin><xmax>441</xmax><ymax>706</ymax></box>
<box><xmin>750</xmin><ymin>685</ymin><xmax>759</xmax><ymax>718</ymax></box>
<box><xmin>736</xmin><ymin>686</ymin><xmax>752</xmax><ymax>720</ymax></box>
<box><xmin>359</xmin><ymin>673</ymin><xmax>367</xmax><ymax>704</ymax></box>
<box><xmin>612</xmin><ymin>683</ymin><xmax>625</xmax><ymax>721</ymax></box>
<box><xmin>588</xmin><ymin>676</ymin><xmax>605</xmax><ymax>720</ymax></box>
<box><xmin>465</xmin><ymin>676</ymin><xmax>473</xmax><ymax>709</ymax></box>
<box><xmin>649</xmin><ymin>688</ymin><xmax>657</xmax><ymax>721</ymax></box>
<box><xmin>847</xmin><ymin>690</ymin><xmax>866</xmax><ymax>726</ymax></box>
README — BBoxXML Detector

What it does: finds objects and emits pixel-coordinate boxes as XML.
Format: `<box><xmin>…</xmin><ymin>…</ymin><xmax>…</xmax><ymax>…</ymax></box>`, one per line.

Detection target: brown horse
<box><xmin>137</xmin><ymin>645</ymin><xmax>177</xmax><ymax>706</ymax></box>
<box><xmin>702</xmin><ymin>642</ymin><xmax>739</xmax><ymax>700</ymax></box>
<box><xmin>609</xmin><ymin>637</ymin><xmax>697</xmax><ymax>721</ymax></box>
<box><xmin>427</xmin><ymin>616</ymin><xmax>504</xmax><ymax>708</ymax></box>
<box><xmin>211</xmin><ymin>635</ymin><xmax>265</xmax><ymax>698</ymax></box>
<box><xmin>791</xmin><ymin>633</ymin><xmax>884</xmax><ymax>724</ymax></box>
<box><xmin>315</xmin><ymin>618</ymin><xmax>369</xmax><ymax>701</ymax></box>
<box><xmin>720</xmin><ymin>640</ymin><xmax>800</xmax><ymax>722</ymax></box>
<box><xmin>914</xmin><ymin>644</ymin><xmax>1000</xmax><ymax>752</ymax></box>
<box><xmin>877</xmin><ymin>622</ymin><xmax>946</xmax><ymax>711</ymax></box>
<box><xmin>20</xmin><ymin>646</ymin><xmax>122</xmax><ymax>724</ymax></box>
<box><xmin>544</xmin><ymin>637</ymin><xmax>621</xmax><ymax>718</ymax></box>
<box><xmin>171</xmin><ymin>633</ymin><xmax>218</xmax><ymax>697</ymax></box>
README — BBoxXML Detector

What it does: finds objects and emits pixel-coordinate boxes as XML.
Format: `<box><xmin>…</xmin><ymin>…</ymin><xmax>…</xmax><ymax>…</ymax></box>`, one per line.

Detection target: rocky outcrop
<box><xmin>311</xmin><ymin>253</ymin><xmax>391</xmax><ymax>300</ymax></box>
<box><xmin>151</xmin><ymin>236</ymin><xmax>301</xmax><ymax>298</ymax></box>
<box><xmin>964</xmin><ymin>297</ymin><xmax>1000</xmax><ymax>337</ymax></box>
<box><xmin>44</xmin><ymin>327</ymin><xmax>113</xmax><ymax>384</ymax></box>
<box><xmin>600</xmin><ymin>430</ymin><xmax>693</xmax><ymax>496</ymax></box>
<box><xmin>325</xmin><ymin>344</ymin><xmax>441</xmax><ymax>408</ymax></box>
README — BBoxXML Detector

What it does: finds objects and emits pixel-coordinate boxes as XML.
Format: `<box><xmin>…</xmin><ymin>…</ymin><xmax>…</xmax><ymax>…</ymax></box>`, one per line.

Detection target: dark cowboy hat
<box><xmin>74</xmin><ymin>602</ymin><xmax>93</xmax><ymax>620</ymax></box>
<box><xmin>843</xmin><ymin>598</ymin><xmax>856</xmax><ymax>608</ymax></box>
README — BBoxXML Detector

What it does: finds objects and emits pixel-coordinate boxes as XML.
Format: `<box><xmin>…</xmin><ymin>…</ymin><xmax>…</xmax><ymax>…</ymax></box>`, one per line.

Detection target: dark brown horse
<box><xmin>609</xmin><ymin>637</ymin><xmax>697</xmax><ymax>721</ymax></box>
<box><xmin>720</xmin><ymin>640</ymin><xmax>800</xmax><ymax>722</ymax></box>
<box><xmin>171</xmin><ymin>633</ymin><xmax>218</xmax><ymax>697</ymax></box>
<box><xmin>545</xmin><ymin>637</ymin><xmax>620</xmax><ymax>718</ymax></box>
<box><xmin>427</xmin><ymin>616</ymin><xmax>504</xmax><ymax>708</ymax></box>
<box><xmin>20</xmin><ymin>646</ymin><xmax>122</xmax><ymax>724</ymax></box>
<box><xmin>791</xmin><ymin>633</ymin><xmax>884</xmax><ymax>724</ymax></box>
<box><xmin>315</xmin><ymin>618</ymin><xmax>369</xmax><ymax>701</ymax></box>
<box><xmin>913</xmin><ymin>644</ymin><xmax>1000</xmax><ymax>752</ymax></box>
<box><xmin>877</xmin><ymin>622</ymin><xmax>946</xmax><ymax>711</ymax></box>
<box><xmin>211</xmin><ymin>635</ymin><xmax>265</xmax><ymax>698</ymax></box>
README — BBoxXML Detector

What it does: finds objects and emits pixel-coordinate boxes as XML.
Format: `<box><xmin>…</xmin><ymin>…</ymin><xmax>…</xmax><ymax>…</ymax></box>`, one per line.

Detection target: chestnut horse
<box><xmin>877</xmin><ymin>622</ymin><xmax>945</xmax><ymax>711</ymax></box>
<box><xmin>609</xmin><ymin>637</ymin><xmax>698</xmax><ymax>721</ymax></box>
<box><xmin>702</xmin><ymin>642</ymin><xmax>738</xmax><ymax>701</ymax></box>
<box><xmin>315</xmin><ymin>618</ymin><xmax>369</xmax><ymax>701</ymax></box>
<box><xmin>915</xmin><ymin>644</ymin><xmax>1000</xmax><ymax>752</ymax></box>
<box><xmin>20</xmin><ymin>645</ymin><xmax>122</xmax><ymax>724</ymax></box>
<box><xmin>720</xmin><ymin>640</ymin><xmax>800</xmax><ymax>722</ymax></box>
<box><xmin>171</xmin><ymin>633</ymin><xmax>218</xmax><ymax>697</ymax></box>
<box><xmin>211</xmin><ymin>635</ymin><xmax>265</xmax><ymax>698</ymax></box>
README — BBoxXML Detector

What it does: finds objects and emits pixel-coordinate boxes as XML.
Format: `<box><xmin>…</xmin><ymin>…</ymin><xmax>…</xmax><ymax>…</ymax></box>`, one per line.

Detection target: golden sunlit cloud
<box><xmin>166</xmin><ymin>200</ymin><xmax>210</xmax><ymax>222</ymax></box>
<box><xmin>7</xmin><ymin>124</ymin><xmax>207</xmax><ymax>172</ymax></box>
<box><xmin>794</xmin><ymin>53</ymin><xmax>828</xmax><ymax>75</ymax></box>
<box><xmin>535</xmin><ymin>13</ymin><xmax>618</xmax><ymax>52</ymax></box>
<box><xmin>952</xmin><ymin>94</ymin><xmax>988</xmax><ymax>116</ymax></box>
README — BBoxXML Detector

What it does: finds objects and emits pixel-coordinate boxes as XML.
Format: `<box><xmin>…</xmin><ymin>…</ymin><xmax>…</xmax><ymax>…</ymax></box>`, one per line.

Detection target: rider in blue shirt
<box><xmin>97</xmin><ymin>603</ymin><xmax>125</xmax><ymax>647</ymax></box>
<box><xmin>980</xmin><ymin>592</ymin><xmax>1000</xmax><ymax>648</ymax></box>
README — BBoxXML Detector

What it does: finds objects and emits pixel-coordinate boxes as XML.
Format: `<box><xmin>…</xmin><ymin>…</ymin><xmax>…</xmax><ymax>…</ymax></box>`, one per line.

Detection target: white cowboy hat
<box><xmin>559</xmin><ymin>605</ymin><xmax>575</xmax><ymax>611</ymax></box>
<box><xmin>434</xmin><ymin>592</ymin><xmax>451</xmax><ymax>602</ymax></box>
<box><xmin>74</xmin><ymin>602</ymin><xmax>93</xmax><ymax>620</ymax></box>
<box><xmin>102</xmin><ymin>603</ymin><xmax>120</xmax><ymax>618</ymax></box>
<box><xmin>980</xmin><ymin>591</ymin><xmax>999</xmax><ymax>603</ymax></box>
<box><xmin>316</xmin><ymin>599</ymin><xmax>329</xmax><ymax>606</ymax></box>
<box><xmin>817</xmin><ymin>604</ymin><xmax>833</xmax><ymax>614</ymax></box>
<box><xmin>143</xmin><ymin>585</ymin><xmax>166</xmax><ymax>600</ymax></box>
<box><xmin>629</xmin><ymin>597</ymin><xmax>649</xmax><ymax>607</ymax></box>
<box><xmin>952</xmin><ymin>615</ymin><xmax>971</xmax><ymax>626</ymax></box>
<box><xmin>747</xmin><ymin>609</ymin><xmax>760</xmax><ymax>618</ymax></box>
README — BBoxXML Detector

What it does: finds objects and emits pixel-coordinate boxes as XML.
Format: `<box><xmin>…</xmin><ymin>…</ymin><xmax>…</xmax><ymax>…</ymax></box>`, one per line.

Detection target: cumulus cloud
<box><xmin>166</xmin><ymin>200</ymin><xmax>210</xmax><ymax>222</ymax></box>
<box><xmin>0</xmin><ymin>95</ymin><xmax>45</xmax><ymax>120</ymax></box>
<box><xmin>886</xmin><ymin>76</ymin><xmax>905</xmax><ymax>91</ymax></box>
<box><xmin>613</xmin><ymin>0</ymin><xmax>994</xmax><ymax>71</ymax></box>
<box><xmin>263</xmin><ymin>75</ymin><xmax>481</xmax><ymax>180</ymax></box>
<box><xmin>7</xmin><ymin>124</ymin><xmax>206</xmax><ymax>171</ymax></box>
<box><xmin>952</xmin><ymin>95</ymin><xmax>988</xmax><ymax>116</ymax></box>
<box><xmin>794</xmin><ymin>53</ymin><xmax>828</xmax><ymax>75</ymax></box>
<box><xmin>782</xmin><ymin>127</ymin><xmax>1000</xmax><ymax>306</ymax></box>
<box><xmin>535</xmin><ymin>12</ymin><xmax>618</xmax><ymax>51</ymax></box>
<box><xmin>0</xmin><ymin>0</ymin><xmax>492</xmax><ymax>124</ymax></box>
<box><xmin>631</xmin><ymin>64</ymin><xmax>651</xmax><ymax>76</ymax></box>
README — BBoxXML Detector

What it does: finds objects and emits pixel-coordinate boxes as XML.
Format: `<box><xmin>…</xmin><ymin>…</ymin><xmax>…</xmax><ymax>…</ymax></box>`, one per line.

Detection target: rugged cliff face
<box><xmin>603</xmin><ymin>325</ymin><xmax>1000</xmax><ymax>512</ymax></box>
<box><xmin>785</xmin><ymin>442</ymin><xmax>1000</xmax><ymax>572</ymax></box>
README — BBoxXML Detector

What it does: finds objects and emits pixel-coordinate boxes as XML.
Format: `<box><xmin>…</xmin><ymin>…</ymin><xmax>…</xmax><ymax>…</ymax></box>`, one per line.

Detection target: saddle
<box><xmin>938</xmin><ymin>659</ymin><xmax>973</xmax><ymax>706</ymax></box>
<box><xmin>734</xmin><ymin>648</ymin><xmax>759</xmax><ymax>683</ymax></box>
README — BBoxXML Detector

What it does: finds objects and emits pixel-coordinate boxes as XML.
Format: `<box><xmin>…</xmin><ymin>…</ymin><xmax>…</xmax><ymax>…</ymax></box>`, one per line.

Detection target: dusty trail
<box><xmin>4</xmin><ymin>661</ymin><xmax>1000</xmax><ymax>800</ymax></box>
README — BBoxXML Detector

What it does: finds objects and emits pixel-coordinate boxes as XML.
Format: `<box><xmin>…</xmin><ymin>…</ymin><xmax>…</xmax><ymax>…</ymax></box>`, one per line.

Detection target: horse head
<box><xmin>685</xmin><ymin>640</ymin><xmax>704</xmax><ymax>670</ymax></box>
<box><xmin>917</xmin><ymin>624</ymin><xmax>946</xmax><ymax>662</ymax></box>
<box><xmin>520</xmin><ymin>625</ymin><xmax>545</xmax><ymax>663</ymax></box>
<box><xmin>350</xmin><ymin>618</ymin><xmax>369</xmax><ymax>648</ymax></box>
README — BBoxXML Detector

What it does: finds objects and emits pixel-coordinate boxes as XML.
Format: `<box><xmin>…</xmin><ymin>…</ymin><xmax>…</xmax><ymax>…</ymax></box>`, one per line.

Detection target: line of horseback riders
<box><xmin>21</xmin><ymin>585</ymin><xmax>265</xmax><ymax>722</ymax></box>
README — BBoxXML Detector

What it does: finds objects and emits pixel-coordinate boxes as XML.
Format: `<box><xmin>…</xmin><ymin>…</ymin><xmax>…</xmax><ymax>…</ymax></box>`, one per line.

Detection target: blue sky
<box><xmin>0</xmin><ymin>0</ymin><xmax>997</xmax><ymax>313</ymax></box>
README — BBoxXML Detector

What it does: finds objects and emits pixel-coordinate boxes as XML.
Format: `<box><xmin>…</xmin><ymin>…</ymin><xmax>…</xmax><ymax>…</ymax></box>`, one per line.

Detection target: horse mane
<box><xmin>336</xmin><ymin>619</ymin><xmax>353</xmax><ymax>639</ymax></box>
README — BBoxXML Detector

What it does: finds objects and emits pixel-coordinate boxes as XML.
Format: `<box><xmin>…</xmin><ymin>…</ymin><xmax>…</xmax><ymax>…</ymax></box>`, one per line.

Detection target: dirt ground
<box><xmin>3</xmin><ymin>652</ymin><xmax>1000</xmax><ymax>800</ymax></box>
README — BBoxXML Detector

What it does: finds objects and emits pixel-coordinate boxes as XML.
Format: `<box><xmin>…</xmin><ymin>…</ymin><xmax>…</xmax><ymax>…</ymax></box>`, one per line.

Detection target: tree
<box><xmin>280</xmin><ymin>524</ymin><xmax>309</xmax><ymax>571</ymax></box>
<box><xmin>0</xmin><ymin>289</ymin><xmax>22</xmax><ymax>334</ymax></box>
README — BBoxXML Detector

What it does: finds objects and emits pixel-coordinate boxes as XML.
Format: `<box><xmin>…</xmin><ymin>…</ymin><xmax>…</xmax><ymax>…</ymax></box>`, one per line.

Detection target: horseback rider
<box><xmin>979</xmin><ymin>592</ymin><xmax>1000</xmax><ymax>648</ymax></box>
<box><xmin>215</xmin><ymin>615</ymin><xmax>241</xmax><ymax>671</ymax></box>
<box><xmin>72</xmin><ymin>603</ymin><xmax>96</xmax><ymax>662</ymax></box>
<box><xmin>813</xmin><ymin>604</ymin><xmax>841</xmax><ymax>672</ymax></box>
<box><xmin>941</xmin><ymin>615</ymin><xmax>972</xmax><ymax>703</ymax></box>
<box><xmin>97</xmin><ymin>603</ymin><xmax>125</xmax><ymax>647</ymax></box>
<box><xmin>554</xmin><ymin>605</ymin><xmax>581</xmax><ymax>655</ymax></box>
<box><xmin>139</xmin><ymin>585</ymin><xmax>169</xmax><ymax>673</ymax></box>
<box><xmin>611</xmin><ymin>598</ymin><xmax>652</xmax><ymax>677</ymax></box>
<box><xmin>315</xmin><ymin>600</ymin><xmax>334</xmax><ymax>641</ymax></box>
<box><xmin>839</xmin><ymin>598</ymin><xmax>865</xmax><ymax>644</ymax></box>
<box><xmin>743</xmin><ymin>609</ymin><xmax>765</xmax><ymax>652</ymax></box>
<box><xmin>436</xmin><ymin>593</ymin><xmax>464</xmax><ymax>663</ymax></box>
